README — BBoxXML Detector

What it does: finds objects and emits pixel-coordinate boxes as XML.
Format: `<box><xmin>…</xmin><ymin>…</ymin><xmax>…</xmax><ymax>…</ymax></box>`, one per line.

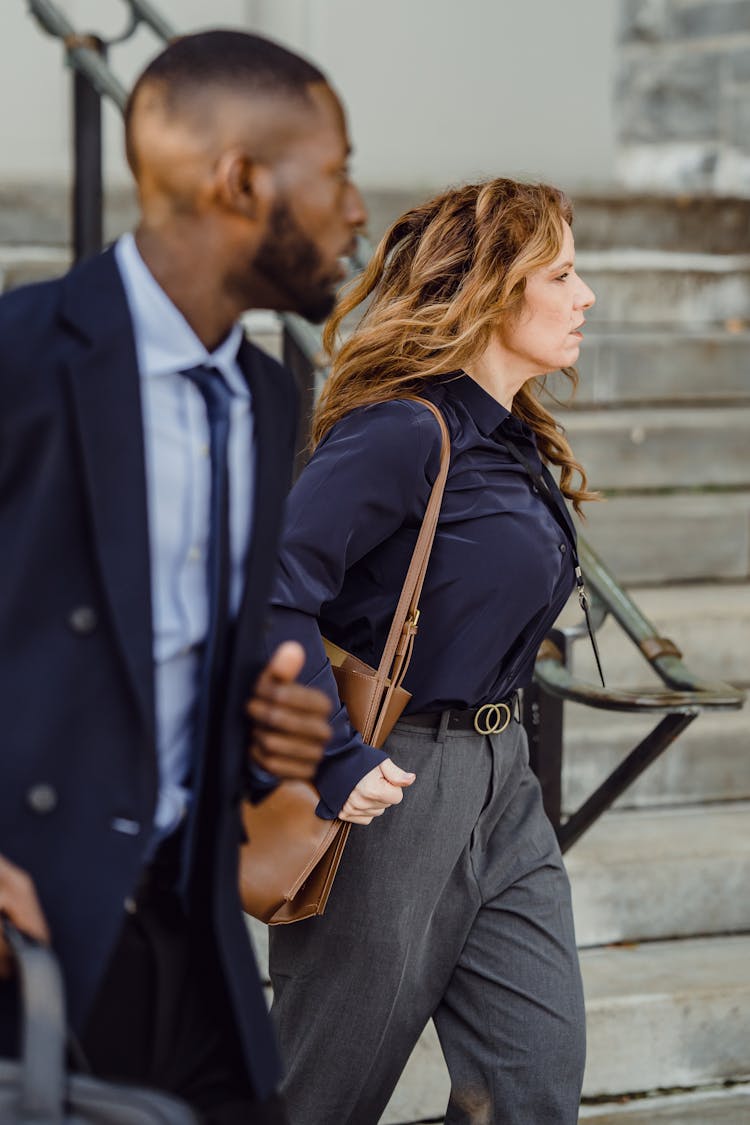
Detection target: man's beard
<box><xmin>251</xmin><ymin>199</ymin><xmax>338</xmax><ymax>323</ymax></box>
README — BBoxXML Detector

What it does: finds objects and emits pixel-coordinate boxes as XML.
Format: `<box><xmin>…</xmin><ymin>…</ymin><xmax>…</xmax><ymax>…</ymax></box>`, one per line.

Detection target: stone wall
<box><xmin>617</xmin><ymin>0</ymin><xmax>750</xmax><ymax>195</ymax></box>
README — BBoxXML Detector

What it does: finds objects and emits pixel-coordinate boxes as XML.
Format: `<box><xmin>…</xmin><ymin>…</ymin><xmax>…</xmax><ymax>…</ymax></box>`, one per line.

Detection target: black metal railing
<box><xmin>28</xmin><ymin>1</ymin><xmax>172</xmax><ymax>260</ymax></box>
<box><xmin>28</xmin><ymin>0</ymin><xmax>746</xmax><ymax>851</ymax></box>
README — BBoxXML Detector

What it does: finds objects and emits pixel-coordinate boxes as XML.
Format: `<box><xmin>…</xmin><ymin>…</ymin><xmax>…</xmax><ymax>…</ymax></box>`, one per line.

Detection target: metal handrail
<box><xmin>541</xmin><ymin>537</ymin><xmax>744</xmax><ymax>711</ymax></box>
<box><xmin>28</xmin><ymin>1</ymin><xmax>177</xmax><ymax>106</ymax></box>
<box><xmin>28</xmin><ymin>0</ymin><xmax>129</xmax><ymax>107</ymax></box>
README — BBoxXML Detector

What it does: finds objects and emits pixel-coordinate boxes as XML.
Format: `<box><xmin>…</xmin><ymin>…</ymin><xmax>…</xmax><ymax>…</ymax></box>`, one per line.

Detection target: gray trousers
<box><xmin>269</xmin><ymin>715</ymin><xmax>586</xmax><ymax>1125</ymax></box>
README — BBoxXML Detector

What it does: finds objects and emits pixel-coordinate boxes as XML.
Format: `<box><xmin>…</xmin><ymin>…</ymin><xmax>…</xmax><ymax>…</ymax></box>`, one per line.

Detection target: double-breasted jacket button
<box><xmin>26</xmin><ymin>784</ymin><xmax>58</xmax><ymax>814</ymax></box>
<box><xmin>68</xmin><ymin>605</ymin><xmax>98</xmax><ymax>634</ymax></box>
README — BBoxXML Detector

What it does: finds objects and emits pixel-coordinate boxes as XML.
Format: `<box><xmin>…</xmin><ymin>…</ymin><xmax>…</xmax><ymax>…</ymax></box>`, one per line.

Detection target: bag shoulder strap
<box><xmin>363</xmin><ymin>398</ymin><xmax>449</xmax><ymax>742</ymax></box>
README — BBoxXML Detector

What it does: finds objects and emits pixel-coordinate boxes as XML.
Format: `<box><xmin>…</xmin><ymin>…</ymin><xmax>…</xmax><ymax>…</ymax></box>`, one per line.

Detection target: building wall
<box><xmin>4</xmin><ymin>0</ymin><xmax>618</xmax><ymax>195</ymax></box>
<box><xmin>617</xmin><ymin>0</ymin><xmax>750</xmax><ymax>194</ymax></box>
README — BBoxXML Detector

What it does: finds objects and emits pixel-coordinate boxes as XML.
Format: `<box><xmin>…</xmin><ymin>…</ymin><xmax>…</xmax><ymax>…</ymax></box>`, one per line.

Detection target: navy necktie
<box><xmin>178</xmin><ymin>363</ymin><xmax>233</xmax><ymax>895</ymax></box>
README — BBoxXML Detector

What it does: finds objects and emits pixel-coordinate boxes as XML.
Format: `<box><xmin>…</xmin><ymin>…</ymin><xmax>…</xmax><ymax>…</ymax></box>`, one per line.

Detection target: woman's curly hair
<box><xmin>315</xmin><ymin>177</ymin><xmax>598</xmax><ymax>515</ymax></box>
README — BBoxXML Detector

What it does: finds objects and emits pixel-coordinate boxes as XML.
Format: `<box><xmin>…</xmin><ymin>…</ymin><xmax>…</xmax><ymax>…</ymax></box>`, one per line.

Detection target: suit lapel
<box><xmin>62</xmin><ymin>250</ymin><xmax>155</xmax><ymax>739</ymax></box>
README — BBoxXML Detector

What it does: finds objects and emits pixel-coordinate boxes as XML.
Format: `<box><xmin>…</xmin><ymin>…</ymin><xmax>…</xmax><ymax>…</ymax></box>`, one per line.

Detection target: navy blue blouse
<box><xmin>266</xmin><ymin>373</ymin><xmax>577</xmax><ymax>818</ymax></box>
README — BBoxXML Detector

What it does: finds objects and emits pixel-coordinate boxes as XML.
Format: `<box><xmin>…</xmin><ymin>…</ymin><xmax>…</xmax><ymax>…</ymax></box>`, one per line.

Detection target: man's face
<box><xmin>249</xmin><ymin>83</ymin><xmax>367</xmax><ymax>322</ymax></box>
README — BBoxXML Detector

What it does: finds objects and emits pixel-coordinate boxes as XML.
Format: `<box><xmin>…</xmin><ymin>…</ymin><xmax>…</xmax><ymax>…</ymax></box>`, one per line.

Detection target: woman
<box><xmin>266</xmin><ymin>178</ymin><xmax>597</xmax><ymax>1125</ymax></box>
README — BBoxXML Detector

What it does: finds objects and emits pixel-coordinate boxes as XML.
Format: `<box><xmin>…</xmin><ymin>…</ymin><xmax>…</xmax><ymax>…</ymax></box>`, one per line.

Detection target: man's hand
<box><xmin>246</xmin><ymin>641</ymin><xmax>332</xmax><ymax>780</ymax></box>
<box><xmin>339</xmin><ymin>759</ymin><xmax>416</xmax><ymax>825</ymax></box>
<box><xmin>0</xmin><ymin>855</ymin><xmax>50</xmax><ymax>978</ymax></box>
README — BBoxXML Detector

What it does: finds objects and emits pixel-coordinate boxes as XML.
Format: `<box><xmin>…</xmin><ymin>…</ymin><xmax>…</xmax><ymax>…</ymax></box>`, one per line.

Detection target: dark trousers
<box><xmin>271</xmin><ymin>717</ymin><xmax>585</xmax><ymax>1125</ymax></box>
<box><xmin>81</xmin><ymin>854</ymin><xmax>286</xmax><ymax>1125</ymax></box>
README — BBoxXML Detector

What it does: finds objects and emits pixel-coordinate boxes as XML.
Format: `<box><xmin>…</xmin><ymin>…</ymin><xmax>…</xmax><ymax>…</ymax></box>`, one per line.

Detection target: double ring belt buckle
<box><xmin>473</xmin><ymin>701</ymin><xmax>512</xmax><ymax>735</ymax></box>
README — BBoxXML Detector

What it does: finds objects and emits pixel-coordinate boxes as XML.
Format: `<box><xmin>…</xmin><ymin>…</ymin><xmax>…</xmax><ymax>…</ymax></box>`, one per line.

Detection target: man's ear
<box><xmin>214</xmin><ymin>149</ymin><xmax>275</xmax><ymax>223</ymax></box>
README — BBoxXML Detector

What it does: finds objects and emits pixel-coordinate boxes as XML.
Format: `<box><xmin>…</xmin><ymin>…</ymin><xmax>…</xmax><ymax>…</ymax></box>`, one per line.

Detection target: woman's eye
<box><xmin>555</xmin><ymin>272</ymin><xmax>570</xmax><ymax>282</ymax></box>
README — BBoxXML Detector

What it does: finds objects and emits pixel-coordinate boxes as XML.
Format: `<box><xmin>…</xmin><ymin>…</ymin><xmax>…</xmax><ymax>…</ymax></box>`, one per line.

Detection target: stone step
<box><xmin>247</xmin><ymin>312</ymin><xmax>750</xmax><ymax>414</ymax></box>
<box><xmin>332</xmin><ymin>934</ymin><xmax>750</xmax><ymax>1120</ymax></box>
<box><xmin>247</xmin><ymin>930</ymin><xmax>750</xmax><ymax>1116</ymax></box>
<box><xmin>580</xmin><ymin>491</ymin><xmax>750</xmax><ymax>585</ymax></box>
<box><xmin>5</xmin><ymin>185</ymin><xmax>750</xmax><ymax>256</ymax></box>
<box><xmin>361</xmin><ymin>190</ymin><xmax>750</xmax><ymax>255</ymax></box>
<box><xmin>559</xmin><ymin>250</ymin><xmax>750</xmax><ymax>328</ymax></box>
<box><xmin>582</xmin><ymin>935</ymin><xmax>750</xmax><ymax>1097</ymax></box>
<box><xmin>567</xmin><ymin>803</ymin><xmax>750</xmax><ymax>946</ymax></box>
<box><xmin>563</xmin><ymin>582</ymin><xmax>750</xmax><ymax>688</ymax></box>
<box><xmin>566</xmin><ymin>328</ymin><xmax>750</xmax><ymax>408</ymax></box>
<box><xmin>578</xmin><ymin>1084</ymin><xmax>750</xmax><ymax>1123</ymax></box>
<box><xmin>0</xmin><ymin>244</ymin><xmax>70</xmax><ymax>291</ymax></box>
<box><xmin>562</xmin><ymin>703</ymin><xmax>750</xmax><ymax>810</ymax></box>
<box><xmin>564</xmin><ymin>406</ymin><xmax>750</xmax><ymax>491</ymax></box>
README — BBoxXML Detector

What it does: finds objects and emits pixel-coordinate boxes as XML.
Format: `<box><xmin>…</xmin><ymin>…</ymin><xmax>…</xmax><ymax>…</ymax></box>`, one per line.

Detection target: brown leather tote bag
<box><xmin>239</xmin><ymin>399</ymin><xmax>450</xmax><ymax>925</ymax></box>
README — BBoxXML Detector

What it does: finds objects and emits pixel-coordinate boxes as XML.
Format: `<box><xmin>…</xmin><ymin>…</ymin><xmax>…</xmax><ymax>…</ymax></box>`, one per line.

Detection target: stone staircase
<box><xmin>2</xmin><ymin>190</ymin><xmax>749</xmax><ymax>1122</ymax></box>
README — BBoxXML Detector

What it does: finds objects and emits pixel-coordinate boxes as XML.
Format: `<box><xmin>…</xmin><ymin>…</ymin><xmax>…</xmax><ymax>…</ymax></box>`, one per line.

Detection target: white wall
<box><xmin>2</xmin><ymin>0</ymin><xmax>618</xmax><ymax>194</ymax></box>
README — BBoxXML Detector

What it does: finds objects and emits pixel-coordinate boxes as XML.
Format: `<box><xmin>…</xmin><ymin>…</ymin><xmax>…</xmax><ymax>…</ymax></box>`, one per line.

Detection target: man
<box><xmin>0</xmin><ymin>29</ymin><xmax>366</xmax><ymax>1122</ymax></box>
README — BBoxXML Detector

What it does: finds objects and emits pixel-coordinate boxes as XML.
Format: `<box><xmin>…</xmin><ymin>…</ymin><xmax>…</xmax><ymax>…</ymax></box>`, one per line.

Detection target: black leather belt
<box><xmin>400</xmin><ymin>693</ymin><xmax>519</xmax><ymax>735</ymax></box>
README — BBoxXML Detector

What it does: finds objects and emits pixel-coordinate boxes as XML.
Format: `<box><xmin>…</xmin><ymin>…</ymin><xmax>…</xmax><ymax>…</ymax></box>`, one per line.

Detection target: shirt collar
<box><xmin>114</xmin><ymin>232</ymin><xmax>248</xmax><ymax>397</ymax></box>
<box><xmin>434</xmin><ymin>371</ymin><xmax>509</xmax><ymax>435</ymax></box>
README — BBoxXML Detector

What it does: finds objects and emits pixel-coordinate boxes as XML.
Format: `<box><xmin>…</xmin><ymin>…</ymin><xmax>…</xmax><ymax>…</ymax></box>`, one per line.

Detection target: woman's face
<box><xmin>499</xmin><ymin>221</ymin><xmax>595</xmax><ymax>375</ymax></box>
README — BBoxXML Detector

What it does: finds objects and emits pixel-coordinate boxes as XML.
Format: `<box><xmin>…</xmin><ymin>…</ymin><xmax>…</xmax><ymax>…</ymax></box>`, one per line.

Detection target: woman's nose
<box><xmin>578</xmin><ymin>279</ymin><xmax>596</xmax><ymax>310</ymax></box>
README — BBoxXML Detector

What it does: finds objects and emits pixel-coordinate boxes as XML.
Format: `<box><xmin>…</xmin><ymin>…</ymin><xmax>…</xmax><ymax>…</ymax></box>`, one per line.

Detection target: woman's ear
<box><xmin>213</xmin><ymin>149</ymin><xmax>275</xmax><ymax>223</ymax></box>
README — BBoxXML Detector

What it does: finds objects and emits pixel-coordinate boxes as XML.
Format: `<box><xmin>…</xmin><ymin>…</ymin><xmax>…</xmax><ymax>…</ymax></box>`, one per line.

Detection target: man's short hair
<box><xmin>124</xmin><ymin>29</ymin><xmax>327</xmax><ymax>167</ymax></box>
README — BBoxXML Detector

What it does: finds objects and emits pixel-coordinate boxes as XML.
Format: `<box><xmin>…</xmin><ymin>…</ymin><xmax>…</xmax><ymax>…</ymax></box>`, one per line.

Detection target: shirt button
<box><xmin>559</xmin><ymin>543</ymin><xmax>568</xmax><ymax>554</ymax></box>
<box><xmin>188</xmin><ymin>546</ymin><xmax>202</xmax><ymax>562</ymax></box>
<box><xmin>68</xmin><ymin>605</ymin><xmax>98</xmax><ymax>634</ymax></box>
<box><xmin>123</xmin><ymin>896</ymin><xmax>138</xmax><ymax>915</ymax></box>
<box><xmin>27</xmin><ymin>784</ymin><xmax>58</xmax><ymax>814</ymax></box>
<box><xmin>200</xmin><ymin>443</ymin><xmax>210</xmax><ymax>458</ymax></box>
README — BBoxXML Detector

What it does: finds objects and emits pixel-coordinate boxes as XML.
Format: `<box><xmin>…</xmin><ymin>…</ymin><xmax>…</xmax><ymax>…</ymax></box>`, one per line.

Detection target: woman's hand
<box><xmin>339</xmin><ymin>759</ymin><xmax>416</xmax><ymax>825</ymax></box>
<box><xmin>0</xmin><ymin>855</ymin><xmax>50</xmax><ymax>978</ymax></box>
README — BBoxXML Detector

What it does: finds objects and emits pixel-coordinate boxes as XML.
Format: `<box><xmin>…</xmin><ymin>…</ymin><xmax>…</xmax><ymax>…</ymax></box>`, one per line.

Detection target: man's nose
<box><xmin>347</xmin><ymin>182</ymin><xmax>368</xmax><ymax>229</ymax></box>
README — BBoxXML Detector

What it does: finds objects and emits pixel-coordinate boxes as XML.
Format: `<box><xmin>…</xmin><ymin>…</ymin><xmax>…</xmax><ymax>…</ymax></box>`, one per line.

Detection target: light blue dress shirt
<box><xmin>114</xmin><ymin>233</ymin><xmax>255</xmax><ymax>834</ymax></box>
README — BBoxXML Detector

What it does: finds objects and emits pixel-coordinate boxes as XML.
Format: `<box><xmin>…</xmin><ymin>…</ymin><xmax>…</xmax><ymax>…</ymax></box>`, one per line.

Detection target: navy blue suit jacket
<box><xmin>0</xmin><ymin>248</ymin><xmax>297</xmax><ymax>1097</ymax></box>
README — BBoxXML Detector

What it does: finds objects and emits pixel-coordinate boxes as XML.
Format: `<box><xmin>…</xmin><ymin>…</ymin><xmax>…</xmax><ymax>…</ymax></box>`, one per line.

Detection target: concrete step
<box><xmin>567</xmin><ymin>803</ymin><xmax>750</xmax><ymax>946</ymax></box>
<box><xmin>247</xmin><ymin>931</ymin><xmax>750</xmax><ymax>1115</ymax></box>
<box><xmin>582</xmin><ymin>935</ymin><xmax>750</xmax><ymax>1097</ymax></box>
<box><xmin>0</xmin><ymin>244</ymin><xmax>70</xmax><ymax>291</ymax></box>
<box><xmin>569</xmin><ymin>250</ymin><xmax>750</xmax><ymax>328</ymax></box>
<box><xmin>564</xmin><ymin>328</ymin><xmax>750</xmax><ymax>408</ymax></box>
<box><xmin>563</xmin><ymin>582</ymin><xmax>750</xmax><ymax>689</ymax></box>
<box><xmin>562</xmin><ymin>703</ymin><xmax>750</xmax><ymax>810</ymax></box>
<box><xmin>580</xmin><ymin>491</ymin><xmax>750</xmax><ymax>585</ymax></box>
<box><xmin>318</xmin><ymin>934</ymin><xmax>750</xmax><ymax>1120</ymax></box>
<box><xmin>579</xmin><ymin>1084</ymin><xmax>750</xmax><ymax>1123</ymax></box>
<box><xmin>6</xmin><ymin>185</ymin><xmax>750</xmax><ymax>257</ymax></box>
<box><xmin>361</xmin><ymin>191</ymin><xmax>750</xmax><ymax>255</ymax></box>
<box><xmin>564</xmin><ymin>406</ymin><xmax>750</xmax><ymax>491</ymax></box>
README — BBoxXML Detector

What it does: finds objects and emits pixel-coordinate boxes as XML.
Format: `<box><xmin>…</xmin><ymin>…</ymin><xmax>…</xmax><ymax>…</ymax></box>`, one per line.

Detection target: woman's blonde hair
<box><xmin>315</xmin><ymin>177</ymin><xmax>598</xmax><ymax>515</ymax></box>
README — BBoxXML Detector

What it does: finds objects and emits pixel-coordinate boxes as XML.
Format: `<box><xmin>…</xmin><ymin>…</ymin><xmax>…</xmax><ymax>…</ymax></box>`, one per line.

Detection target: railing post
<box><xmin>523</xmin><ymin>630</ymin><xmax>566</xmax><ymax>830</ymax></box>
<box><xmin>71</xmin><ymin>34</ymin><xmax>105</xmax><ymax>262</ymax></box>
